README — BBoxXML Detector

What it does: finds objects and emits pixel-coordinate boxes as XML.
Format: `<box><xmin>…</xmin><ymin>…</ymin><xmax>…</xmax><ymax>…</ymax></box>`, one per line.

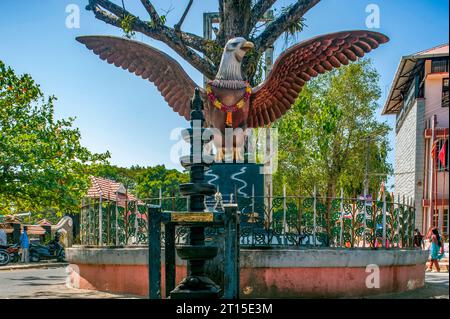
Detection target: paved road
<box><xmin>0</xmin><ymin>266</ymin><xmax>134</xmax><ymax>299</ymax></box>
<box><xmin>366</xmin><ymin>272</ymin><xmax>449</xmax><ymax>299</ymax></box>
<box><xmin>0</xmin><ymin>266</ymin><xmax>448</xmax><ymax>299</ymax></box>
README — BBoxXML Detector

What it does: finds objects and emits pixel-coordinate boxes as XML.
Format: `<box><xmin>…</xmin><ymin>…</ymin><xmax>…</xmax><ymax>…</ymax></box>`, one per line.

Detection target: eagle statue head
<box><xmin>215</xmin><ymin>37</ymin><xmax>254</xmax><ymax>81</ymax></box>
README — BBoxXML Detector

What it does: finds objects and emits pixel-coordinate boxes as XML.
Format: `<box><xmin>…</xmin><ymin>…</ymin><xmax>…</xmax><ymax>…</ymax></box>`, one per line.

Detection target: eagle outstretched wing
<box><xmin>248</xmin><ymin>30</ymin><xmax>389</xmax><ymax>128</ymax></box>
<box><xmin>76</xmin><ymin>36</ymin><xmax>199</xmax><ymax>120</ymax></box>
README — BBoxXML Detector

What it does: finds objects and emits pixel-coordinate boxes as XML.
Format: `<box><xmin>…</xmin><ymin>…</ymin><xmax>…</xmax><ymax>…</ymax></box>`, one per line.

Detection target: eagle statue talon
<box><xmin>76</xmin><ymin>31</ymin><xmax>389</xmax><ymax>161</ymax></box>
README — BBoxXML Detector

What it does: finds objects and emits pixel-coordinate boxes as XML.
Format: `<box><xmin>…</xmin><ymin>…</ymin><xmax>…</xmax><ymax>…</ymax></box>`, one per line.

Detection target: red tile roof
<box><xmin>415</xmin><ymin>43</ymin><xmax>449</xmax><ymax>56</ymax></box>
<box><xmin>86</xmin><ymin>176</ymin><xmax>142</xmax><ymax>206</ymax></box>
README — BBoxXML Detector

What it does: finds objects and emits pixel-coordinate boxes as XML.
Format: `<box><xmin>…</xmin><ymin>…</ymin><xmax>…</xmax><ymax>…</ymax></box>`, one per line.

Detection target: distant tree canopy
<box><xmin>274</xmin><ymin>59</ymin><xmax>392</xmax><ymax>199</ymax></box>
<box><xmin>0</xmin><ymin>58</ymin><xmax>187</xmax><ymax>217</ymax></box>
<box><xmin>94</xmin><ymin>164</ymin><xmax>188</xmax><ymax>198</ymax></box>
<box><xmin>0</xmin><ymin>60</ymin><xmax>110</xmax><ymax>216</ymax></box>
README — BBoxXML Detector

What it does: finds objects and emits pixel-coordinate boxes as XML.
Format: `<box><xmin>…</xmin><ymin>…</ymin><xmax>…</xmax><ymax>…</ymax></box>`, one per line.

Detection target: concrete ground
<box><xmin>365</xmin><ymin>272</ymin><xmax>449</xmax><ymax>299</ymax></box>
<box><xmin>0</xmin><ymin>262</ymin><xmax>68</xmax><ymax>271</ymax></box>
<box><xmin>0</xmin><ymin>266</ymin><xmax>138</xmax><ymax>299</ymax></box>
<box><xmin>0</xmin><ymin>266</ymin><xmax>447</xmax><ymax>299</ymax></box>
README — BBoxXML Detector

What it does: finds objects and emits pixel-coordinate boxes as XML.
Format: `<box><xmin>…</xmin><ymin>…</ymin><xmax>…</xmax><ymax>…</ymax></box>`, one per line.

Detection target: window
<box><xmin>437</xmin><ymin>138</ymin><xmax>449</xmax><ymax>172</ymax></box>
<box><xmin>432</xmin><ymin>58</ymin><xmax>449</xmax><ymax>73</ymax></box>
<box><xmin>433</xmin><ymin>209</ymin><xmax>440</xmax><ymax>228</ymax></box>
<box><xmin>443</xmin><ymin>78</ymin><xmax>449</xmax><ymax>108</ymax></box>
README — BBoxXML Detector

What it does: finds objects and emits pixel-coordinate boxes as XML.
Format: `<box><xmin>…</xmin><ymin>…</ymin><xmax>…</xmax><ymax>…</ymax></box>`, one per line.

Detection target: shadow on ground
<box><xmin>363</xmin><ymin>272</ymin><xmax>449</xmax><ymax>299</ymax></box>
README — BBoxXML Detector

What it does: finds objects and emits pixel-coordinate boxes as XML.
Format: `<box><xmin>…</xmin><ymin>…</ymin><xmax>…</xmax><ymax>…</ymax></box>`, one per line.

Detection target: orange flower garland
<box><xmin>206</xmin><ymin>82</ymin><xmax>252</xmax><ymax>127</ymax></box>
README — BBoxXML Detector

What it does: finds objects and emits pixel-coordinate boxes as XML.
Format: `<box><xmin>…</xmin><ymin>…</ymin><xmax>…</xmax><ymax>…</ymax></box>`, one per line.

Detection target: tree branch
<box><xmin>254</xmin><ymin>0</ymin><xmax>320</xmax><ymax>53</ymax></box>
<box><xmin>250</xmin><ymin>0</ymin><xmax>276</xmax><ymax>30</ymax></box>
<box><xmin>140</xmin><ymin>0</ymin><xmax>161</xmax><ymax>24</ymax></box>
<box><xmin>86</xmin><ymin>0</ymin><xmax>217</xmax><ymax>79</ymax></box>
<box><xmin>88</xmin><ymin>0</ymin><xmax>210</xmax><ymax>56</ymax></box>
<box><xmin>216</xmin><ymin>0</ymin><xmax>226</xmax><ymax>46</ymax></box>
<box><xmin>174</xmin><ymin>0</ymin><xmax>193</xmax><ymax>32</ymax></box>
<box><xmin>89</xmin><ymin>3</ymin><xmax>122</xmax><ymax>28</ymax></box>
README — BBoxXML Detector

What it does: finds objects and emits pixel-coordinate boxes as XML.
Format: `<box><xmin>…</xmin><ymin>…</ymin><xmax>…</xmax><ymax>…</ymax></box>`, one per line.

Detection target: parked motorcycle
<box><xmin>0</xmin><ymin>244</ymin><xmax>20</xmax><ymax>266</ymax></box>
<box><xmin>0</xmin><ymin>247</ymin><xmax>10</xmax><ymax>266</ymax></box>
<box><xmin>29</xmin><ymin>233</ymin><xmax>65</xmax><ymax>262</ymax></box>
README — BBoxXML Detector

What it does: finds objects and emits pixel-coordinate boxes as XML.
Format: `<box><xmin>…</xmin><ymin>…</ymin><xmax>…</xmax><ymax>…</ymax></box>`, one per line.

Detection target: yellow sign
<box><xmin>171</xmin><ymin>212</ymin><xmax>214</xmax><ymax>223</ymax></box>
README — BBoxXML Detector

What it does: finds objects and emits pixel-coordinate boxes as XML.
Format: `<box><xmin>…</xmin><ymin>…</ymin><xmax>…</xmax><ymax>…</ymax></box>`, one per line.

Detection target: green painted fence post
<box><xmin>223</xmin><ymin>203</ymin><xmax>239</xmax><ymax>299</ymax></box>
<box><xmin>148</xmin><ymin>205</ymin><xmax>161</xmax><ymax>299</ymax></box>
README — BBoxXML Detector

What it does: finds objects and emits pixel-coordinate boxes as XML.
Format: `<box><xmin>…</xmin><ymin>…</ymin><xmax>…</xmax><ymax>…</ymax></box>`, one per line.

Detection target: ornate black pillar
<box><xmin>170</xmin><ymin>88</ymin><xmax>221</xmax><ymax>299</ymax></box>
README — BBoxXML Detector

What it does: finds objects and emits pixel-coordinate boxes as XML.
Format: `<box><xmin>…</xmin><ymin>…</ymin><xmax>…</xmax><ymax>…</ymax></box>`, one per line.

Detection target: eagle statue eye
<box><xmin>226</xmin><ymin>41</ymin><xmax>240</xmax><ymax>51</ymax></box>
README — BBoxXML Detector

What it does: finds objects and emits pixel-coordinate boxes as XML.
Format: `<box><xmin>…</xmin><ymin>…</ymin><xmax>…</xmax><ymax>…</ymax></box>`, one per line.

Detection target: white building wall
<box><xmin>425</xmin><ymin>75</ymin><xmax>449</xmax><ymax>128</ymax></box>
<box><xmin>395</xmin><ymin>99</ymin><xmax>425</xmax><ymax>230</ymax></box>
<box><xmin>436</xmin><ymin>171</ymin><xmax>450</xmax><ymax>199</ymax></box>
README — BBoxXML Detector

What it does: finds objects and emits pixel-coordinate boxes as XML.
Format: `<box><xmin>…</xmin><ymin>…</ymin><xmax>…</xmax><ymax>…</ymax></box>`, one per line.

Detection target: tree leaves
<box><xmin>94</xmin><ymin>164</ymin><xmax>189</xmax><ymax>199</ymax></box>
<box><xmin>0</xmin><ymin>60</ymin><xmax>110</xmax><ymax>216</ymax></box>
<box><xmin>274</xmin><ymin>59</ymin><xmax>392</xmax><ymax>197</ymax></box>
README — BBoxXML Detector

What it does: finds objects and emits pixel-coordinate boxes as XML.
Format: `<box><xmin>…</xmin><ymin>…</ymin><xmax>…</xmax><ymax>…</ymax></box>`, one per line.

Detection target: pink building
<box><xmin>383</xmin><ymin>44</ymin><xmax>449</xmax><ymax>237</ymax></box>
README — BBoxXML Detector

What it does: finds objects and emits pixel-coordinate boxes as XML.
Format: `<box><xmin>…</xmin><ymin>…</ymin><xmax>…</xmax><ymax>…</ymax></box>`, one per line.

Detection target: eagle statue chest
<box><xmin>206</xmin><ymin>83</ymin><xmax>250</xmax><ymax>132</ymax></box>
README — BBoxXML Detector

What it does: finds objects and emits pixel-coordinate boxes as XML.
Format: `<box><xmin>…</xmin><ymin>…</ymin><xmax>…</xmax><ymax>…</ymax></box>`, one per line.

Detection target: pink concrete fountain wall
<box><xmin>66</xmin><ymin>247</ymin><xmax>428</xmax><ymax>298</ymax></box>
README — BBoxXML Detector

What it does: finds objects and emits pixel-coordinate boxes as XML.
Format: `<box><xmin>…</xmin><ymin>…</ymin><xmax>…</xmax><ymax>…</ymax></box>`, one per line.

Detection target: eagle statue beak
<box><xmin>241</xmin><ymin>41</ymin><xmax>254</xmax><ymax>51</ymax></box>
<box><xmin>235</xmin><ymin>41</ymin><xmax>254</xmax><ymax>62</ymax></box>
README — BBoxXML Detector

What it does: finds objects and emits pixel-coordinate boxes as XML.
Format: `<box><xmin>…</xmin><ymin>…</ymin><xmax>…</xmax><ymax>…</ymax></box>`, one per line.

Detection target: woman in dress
<box><xmin>426</xmin><ymin>227</ymin><xmax>445</xmax><ymax>272</ymax></box>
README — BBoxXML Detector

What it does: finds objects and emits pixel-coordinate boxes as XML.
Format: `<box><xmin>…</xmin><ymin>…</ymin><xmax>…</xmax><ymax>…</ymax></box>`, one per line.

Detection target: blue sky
<box><xmin>0</xmin><ymin>0</ymin><xmax>449</xmax><ymax>191</ymax></box>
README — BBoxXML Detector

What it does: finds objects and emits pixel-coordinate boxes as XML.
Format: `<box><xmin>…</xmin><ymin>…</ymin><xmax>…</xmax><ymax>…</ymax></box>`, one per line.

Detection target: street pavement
<box><xmin>0</xmin><ymin>266</ymin><xmax>448</xmax><ymax>299</ymax></box>
<box><xmin>365</xmin><ymin>272</ymin><xmax>449</xmax><ymax>299</ymax></box>
<box><xmin>0</xmin><ymin>266</ymin><xmax>137</xmax><ymax>299</ymax></box>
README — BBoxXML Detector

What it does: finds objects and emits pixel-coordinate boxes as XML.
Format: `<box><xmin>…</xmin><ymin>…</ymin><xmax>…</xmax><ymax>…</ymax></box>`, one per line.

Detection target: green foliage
<box><xmin>274</xmin><ymin>59</ymin><xmax>392</xmax><ymax>197</ymax></box>
<box><xmin>204</xmin><ymin>40</ymin><xmax>224</xmax><ymax>68</ymax></box>
<box><xmin>0</xmin><ymin>60</ymin><xmax>110</xmax><ymax>216</ymax></box>
<box><xmin>243</xmin><ymin>48</ymin><xmax>264</xmax><ymax>85</ymax></box>
<box><xmin>92</xmin><ymin>163</ymin><xmax>145</xmax><ymax>191</ymax></box>
<box><xmin>147</xmin><ymin>14</ymin><xmax>167</xmax><ymax>29</ymax></box>
<box><xmin>160</xmin><ymin>15</ymin><xmax>167</xmax><ymax>25</ymax></box>
<box><xmin>272</xmin><ymin>5</ymin><xmax>307</xmax><ymax>47</ymax></box>
<box><xmin>121</xmin><ymin>14</ymin><xmax>136</xmax><ymax>39</ymax></box>
<box><xmin>93</xmin><ymin>164</ymin><xmax>188</xmax><ymax>199</ymax></box>
<box><xmin>134</xmin><ymin>165</ymin><xmax>188</xmax><ymax>198</ymax></box>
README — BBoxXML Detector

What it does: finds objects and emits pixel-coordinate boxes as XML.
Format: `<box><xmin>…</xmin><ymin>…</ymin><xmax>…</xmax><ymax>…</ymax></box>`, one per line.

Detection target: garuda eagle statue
<box><xmin>77</xmin><ymin>30</ymin><xmax>388</xmax><ymax>160</ymax></box>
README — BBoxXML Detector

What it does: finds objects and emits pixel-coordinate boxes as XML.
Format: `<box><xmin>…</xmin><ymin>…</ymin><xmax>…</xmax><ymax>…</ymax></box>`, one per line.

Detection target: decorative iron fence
<box><xmin>79</xmin><ymin>192</ymin><xmax>415</xmax><ymax>249</ymax></box>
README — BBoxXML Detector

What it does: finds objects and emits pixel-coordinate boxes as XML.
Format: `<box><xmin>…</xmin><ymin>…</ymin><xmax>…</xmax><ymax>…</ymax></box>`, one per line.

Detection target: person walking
<box><xmin>414</xmin><ymin>228</ymin><xmax>424</xmax><ymax>249</ymax></box>
<box><xmin>426</xmin><ymin>227</ymin><xmax>445</xmax><ymax>272</ymax></box>
<box><xmin>20</xmin><ymin>226</ymin><xmax>30</xmax><ymax>263</ymax></box>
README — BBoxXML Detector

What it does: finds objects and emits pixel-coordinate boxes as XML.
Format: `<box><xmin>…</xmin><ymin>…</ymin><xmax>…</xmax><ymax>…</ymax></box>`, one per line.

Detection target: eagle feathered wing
<box><xmin>248</xmin><ymin>30</ymin><xmax>389</xmax><ymax>128</ymax></box>
<box><xmin>76</xmin><ymin>36</ymin><xmax>198</xmax><ymax>121</ymax></box>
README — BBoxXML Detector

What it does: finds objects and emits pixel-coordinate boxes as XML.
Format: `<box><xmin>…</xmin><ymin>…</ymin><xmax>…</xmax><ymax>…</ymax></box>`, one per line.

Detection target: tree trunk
<box><xmin>221</xmin><ymin>0</ymin><xmax>252</xmax><ymax>40</ymax></box>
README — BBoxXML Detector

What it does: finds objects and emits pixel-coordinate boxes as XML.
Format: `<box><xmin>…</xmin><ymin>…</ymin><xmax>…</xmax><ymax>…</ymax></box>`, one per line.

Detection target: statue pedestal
<box><xmin>203</xmin><ymin>162</ymin><xmax>264</xmax><ymax>291</ymax></box>
<box><xmin>204</xmin><ymin>162</ymin><xmax>265</xmax><ymax>208</ymax></box>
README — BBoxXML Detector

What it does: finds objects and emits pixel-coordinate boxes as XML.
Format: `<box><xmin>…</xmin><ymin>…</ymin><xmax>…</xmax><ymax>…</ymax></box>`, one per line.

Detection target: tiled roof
<box><xmin>24</xmin><ymin>225</ymin><xmax>47</xmax><ymax>235</ymax></box>
<box><xmin>37</xmin><ymin>219</ymin><xmax>52</xmax><ymax>226</ymax></box>
<box><xmin>2</xmin><ymin>225</ymin><xmax>46</xmax><ymax>235</ymax></box>
<box><xmin>86</xmin><ymin>176</ymin><xmax>141</xmax><ymax>205</ymax></box>
<box><xmin>415</xmin><ymin>43</ymin><xmax>449</xmax><ymax>56</ymax></box>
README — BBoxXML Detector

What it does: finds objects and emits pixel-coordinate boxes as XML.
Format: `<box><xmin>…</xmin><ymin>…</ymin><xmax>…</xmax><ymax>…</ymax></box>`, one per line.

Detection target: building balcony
<box><xmin>423</xmin><ymin>198</ymin><xmax>449</xmax><ymax>207</ymax></box>
<box><xmin>424</xmin><ymin>127</ymin><xmax>449</xmax><ymax>139</ymax></box>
